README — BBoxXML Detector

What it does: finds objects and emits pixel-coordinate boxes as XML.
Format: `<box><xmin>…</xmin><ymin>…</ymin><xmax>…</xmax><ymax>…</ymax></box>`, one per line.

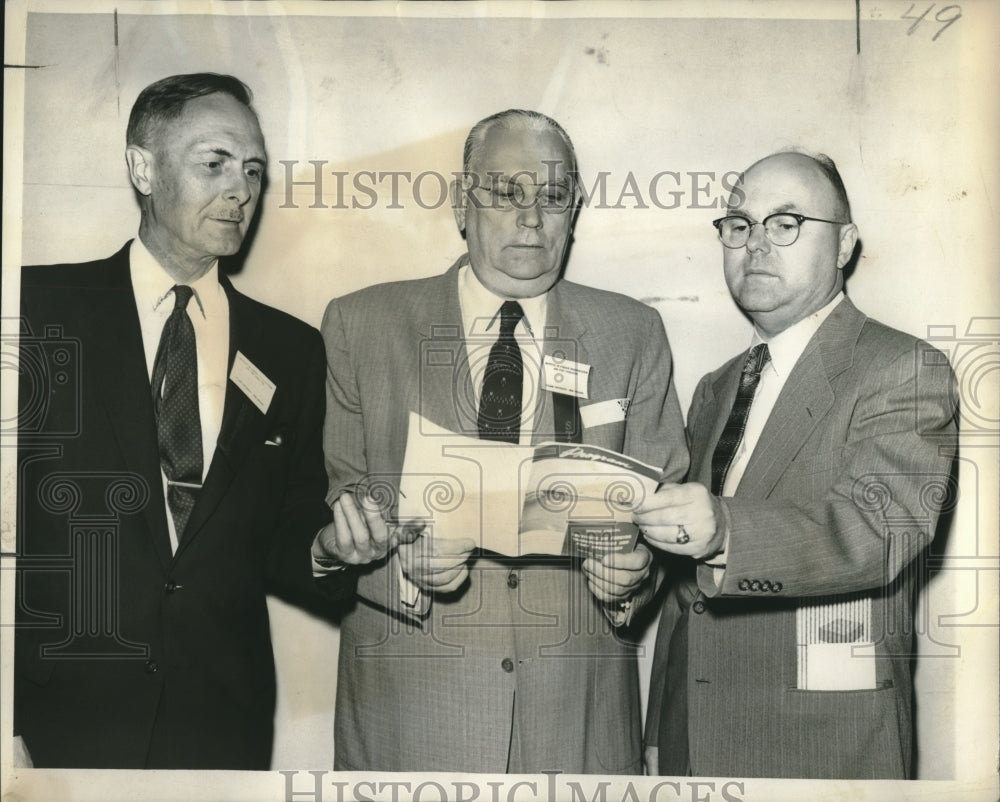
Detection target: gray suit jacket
<box><xmin>322</xmin><ymin>256</ymin><xmax>688</xmax><ymax>773</ymax></box>
<box><xmin>646</xmin><ymin>297</ymin><xmax>958</xmax><ymax>779</ymax></box>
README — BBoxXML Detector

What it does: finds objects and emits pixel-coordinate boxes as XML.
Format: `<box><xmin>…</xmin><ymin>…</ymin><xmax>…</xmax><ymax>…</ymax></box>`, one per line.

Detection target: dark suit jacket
<box><xmin>646</xmin><ymin>297</ymin><xmax>958</xmax><ymax>778</ymax></box>
<box><xmin>322</xmin><ymin>256</ymin><xmax>689</xmax><ymax>774</ymax></box>
<box><xmin>15</xmin><ymin>241</ymin><xmax>348</xmax><ymax>769</ymax></box>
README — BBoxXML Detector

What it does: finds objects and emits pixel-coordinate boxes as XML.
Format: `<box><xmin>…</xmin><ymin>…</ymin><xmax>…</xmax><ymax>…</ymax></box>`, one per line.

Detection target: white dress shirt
<box><xmin>393</xmin><ymin>265</ymin><xmax>553</xmax><ymax>606</ymax></box>
<box><xmin>458</xmin><ymin>263</ymin><xmax>548</xmax><ymax>445</ymax></box>
<box><xmin>708</xmin><ymin>292</ymin><xmax>845</xmax><ymax>578</ymax></box>
<box><xmin>130</xmin><ymin>237</ymin><xmax>230</xmax><ymax>552</ymax></box>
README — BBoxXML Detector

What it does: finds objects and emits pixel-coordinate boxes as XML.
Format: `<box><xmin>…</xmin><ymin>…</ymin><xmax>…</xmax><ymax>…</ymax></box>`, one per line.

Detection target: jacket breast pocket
<box><xmin>263</xmin><ymin>425</ymin><xmax>296</xmax><ymax>451</ymax></box>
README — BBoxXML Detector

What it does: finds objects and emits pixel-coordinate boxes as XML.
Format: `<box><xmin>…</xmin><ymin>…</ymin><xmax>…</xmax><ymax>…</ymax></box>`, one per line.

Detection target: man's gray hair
<box><xmin>127</xmin><ymin>72</ymin><xmax>255</xmax><ymax>150</ymax></box>
<box><xmin>463</xmin><ymin>109</ymin><xmax>577</xmax><ymax>177</ymax></box>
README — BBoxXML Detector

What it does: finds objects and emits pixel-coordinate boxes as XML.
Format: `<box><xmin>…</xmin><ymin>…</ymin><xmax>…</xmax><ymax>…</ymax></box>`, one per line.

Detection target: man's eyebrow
<box><xmin>723</xmin><ymin>201</ymin><xmax>799</xmax><ymax>216</ymax></box>
<box><xmin>196</xmin><ymin>146</ymin><xmax>266</xmax><ymax>165</ymax></box>
<box><xmin>487</xmin><ymin>173</ymin><xmax>569</xmax><ymax>185</ymax></box>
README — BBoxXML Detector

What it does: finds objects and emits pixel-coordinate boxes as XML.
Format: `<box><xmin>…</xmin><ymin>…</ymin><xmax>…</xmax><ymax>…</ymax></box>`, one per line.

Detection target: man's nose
<box><xmin>225</xmin><ymin>168</ymin><xmax>252</xmax><ymax>205</ymax></box>
<box><xmin>516</xmin><ymin>196</ymin><xmax>543</xmax><ymax>229</ymax></box>
<box><xmin>746</xmin><ymin>221</ymin><xmax>770</xmax><ymax>253</ymax></box>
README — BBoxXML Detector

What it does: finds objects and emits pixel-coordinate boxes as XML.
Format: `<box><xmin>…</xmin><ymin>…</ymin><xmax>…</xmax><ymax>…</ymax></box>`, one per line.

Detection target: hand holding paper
<box><xmin>398</xmin><ymin>412</ymin><xmax>662</xmax><ymax>558</ymax></box>
<box><xmin>398</xmin><ymin>532</ymin><xmax>478</xmax><ymax>594</ymax></box>
<box><xmin>633</xmin><ymin>482</ymin><xmax>724</xmax><ymax>560</ymax></box>
<box><xmin>581</xmin><ymin>542</ymin><xmax>653</xmax><ymax>604</ymax></box>
<box><xmin>314</xmin><ymin>490</ymin><xmax>424</xmax><ymax>567</ymax></box>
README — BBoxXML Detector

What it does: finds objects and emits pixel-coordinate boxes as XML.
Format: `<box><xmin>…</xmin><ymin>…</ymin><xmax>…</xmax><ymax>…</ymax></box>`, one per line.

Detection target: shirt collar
<box><xmin>751</xmin><ymin>292</ymin><xmax>845</xmax><ymax>377</ymax></box>
<box><xmin>129</xmin><ymin>236</ymin><xmax>223</xmax><ymax>320</ymax></box>
<box><xmin>457</xmin><ymin>261</ymin><xmax>547</xmax><ymax>341</ymax></box>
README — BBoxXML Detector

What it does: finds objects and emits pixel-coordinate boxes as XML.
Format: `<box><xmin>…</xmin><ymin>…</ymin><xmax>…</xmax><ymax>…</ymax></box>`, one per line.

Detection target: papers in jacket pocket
<box><xmin>397</xmin><ymin>412</ymin><xmax>661</xmax><ymax>557</ymax></box>
<box><xmin>796</xmin><ymin>596</ymin><xmax>877</xmax><ymax>690</ymax></box>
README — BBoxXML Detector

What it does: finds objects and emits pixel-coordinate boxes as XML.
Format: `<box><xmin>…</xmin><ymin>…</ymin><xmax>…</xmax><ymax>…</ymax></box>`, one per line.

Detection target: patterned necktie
<box><xmin>710</xmin><ymin>343</ymin><xmax>770</xmax><ymax>495</ymax></box>
<box><xmin>477</xmin><ymin>301</ymin><xmax>524</xmax><ymax>443</ymax></box>
<box><xmin>656</xmin><ymin>342</ymin><xmax>771</xmax><ymax>776</ymax></box>
<box><xmin>151</xmin><ymin>285</ymin><xmax>203</xmax><ymax>543</ymax></box>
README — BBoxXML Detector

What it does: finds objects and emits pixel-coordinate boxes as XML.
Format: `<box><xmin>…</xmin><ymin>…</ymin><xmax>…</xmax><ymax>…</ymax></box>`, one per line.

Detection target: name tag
<box><xmin>542</xmin><ymin>354</ymin><xmax>591</xmax><ymax>399</ymax></box>
<box><xmin>230</xmin><ymin>351</ymin><xmax>276</xmax><ymax>414</ymax></box>
<box><xmin>579</xmin><ymin>398</ymin><xmax>630</xmax><ymax>428</ymax></box>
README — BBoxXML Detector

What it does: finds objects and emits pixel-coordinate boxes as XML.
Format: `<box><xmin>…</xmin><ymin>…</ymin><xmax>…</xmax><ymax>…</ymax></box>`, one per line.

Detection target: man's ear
<box><xmin>836</xmin><ymin>223</ymin><xmax>859</xmax><ymax>269</ymax></box>
<box><xmin>125</xmin><ymin>145</ymin><xmax>154</xmax><ymax>197</ymax></box>
<box><xmin>451</xmin><ymin>178</ymin><xmax>467</xmax><ymax>233</ymax></box>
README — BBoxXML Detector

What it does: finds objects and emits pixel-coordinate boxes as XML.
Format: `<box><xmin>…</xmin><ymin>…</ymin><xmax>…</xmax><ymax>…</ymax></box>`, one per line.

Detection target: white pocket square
<box><xmin>579</xmin><ymin>398</ymin><xmax>630</xmax><ymax>428</ymax></box>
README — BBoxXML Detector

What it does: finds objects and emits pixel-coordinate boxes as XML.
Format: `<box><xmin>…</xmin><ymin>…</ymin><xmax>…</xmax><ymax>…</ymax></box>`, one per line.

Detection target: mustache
<box><xmin>214</xmin><ymin>208</ymin><xmax>245</xmax><ymax>223</ymax></box>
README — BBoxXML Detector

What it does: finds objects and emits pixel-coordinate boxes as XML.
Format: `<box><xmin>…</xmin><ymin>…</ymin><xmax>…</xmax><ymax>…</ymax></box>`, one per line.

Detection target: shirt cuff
<box><xmin>702</xmin><ymin>495</ymin><xmax>732</xmax><ymax>590</ymax></box>
<box><xmin>396</xmin><ymin>553</ymin><xmax>422</xmax><ymax>608</ymax></box>
<box><xmin>602</xmin><ymin>598</ymin><xmax>633</xmax><ymax>627</ymax></box>
<box><xmin>311</xmin><ymin>528</ymin><xmax>347</xmax><ymax>577</ymax></box>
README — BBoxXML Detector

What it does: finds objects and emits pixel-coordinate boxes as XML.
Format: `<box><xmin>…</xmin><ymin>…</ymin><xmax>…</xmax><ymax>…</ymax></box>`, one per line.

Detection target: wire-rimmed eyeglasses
<box><xmin>468</xmin><ymin>180</ymin><xmax>576</xmax><ymax>214</ymax></box>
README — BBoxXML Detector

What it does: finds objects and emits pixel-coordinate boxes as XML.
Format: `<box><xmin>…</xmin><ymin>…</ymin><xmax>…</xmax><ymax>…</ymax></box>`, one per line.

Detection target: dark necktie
<box><xmin>477</xmin><ymin>301</ymin><xmax>524</xmax><ymax>443</ymax></box>
<box><xmin>657</xmin><ymin>343</ymin><xmax>771</xmax><ymax>775</ymax></box>
<box><xmin>710</xmin><ymin>343</ymin><xmax>770</xmax><ymax>495</ymax></box>
<box><xmin>151</xmin><ymin>285</ymin><xmax>203</xmax><ymax>543</ymax></box>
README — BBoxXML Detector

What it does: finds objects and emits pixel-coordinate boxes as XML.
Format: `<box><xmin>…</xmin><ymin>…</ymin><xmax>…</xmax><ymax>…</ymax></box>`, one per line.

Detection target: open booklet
<box><xmin>397</xmin><ymin>412</ymin><xmax>662</xmax><ymax>558</ymax></box>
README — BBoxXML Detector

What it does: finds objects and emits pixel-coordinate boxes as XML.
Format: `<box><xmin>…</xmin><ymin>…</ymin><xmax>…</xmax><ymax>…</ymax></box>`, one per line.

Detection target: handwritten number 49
<box><xmin>902</xmin><ymin>4</ymin><xmax>962</xmax><ymax>41</ymax></box>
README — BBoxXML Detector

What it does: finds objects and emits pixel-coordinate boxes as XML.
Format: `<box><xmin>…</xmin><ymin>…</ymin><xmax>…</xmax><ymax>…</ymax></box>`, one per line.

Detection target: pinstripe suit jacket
<box><xmin>646</xmin><ymin>297</ymin><xmax>957</xmax><ymax>779</ymax></box>
<box><xmin>322</xmin><ymin>256</ymin><xmax>688</xmax><ymax>773</ymax></box>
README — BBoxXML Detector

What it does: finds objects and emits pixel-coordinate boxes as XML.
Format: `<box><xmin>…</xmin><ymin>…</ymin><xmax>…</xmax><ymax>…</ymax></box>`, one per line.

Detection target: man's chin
<box><xmin>207</xmin><ymin>236</ymin><xmax>245</xmax><ymax>257</ymax></box>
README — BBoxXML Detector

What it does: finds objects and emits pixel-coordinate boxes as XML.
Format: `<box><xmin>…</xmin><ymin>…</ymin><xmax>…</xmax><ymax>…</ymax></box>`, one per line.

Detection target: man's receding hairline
<box><xmin>141</xmin><ymin>94</ymin><xmax>261</xmax><ymax>152</ymax></box>
<box><xmin>732</xmin><ymin>151</ymin><xmax>852</xmax><ymax>221</ymax></box>
<box><xmin>464</xmin><ymin>110</ymin><xmax>577</xmax><ymax>177</ymax></box>
<box><xmin>126</xmin><ymin>72</ymin><xmax>256</xmax><ymax>151</ymax></box>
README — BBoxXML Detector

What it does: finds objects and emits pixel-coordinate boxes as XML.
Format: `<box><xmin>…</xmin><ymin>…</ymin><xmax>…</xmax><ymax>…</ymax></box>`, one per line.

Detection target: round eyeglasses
<box><xmin>712</xmin><ymin>213</ymin><xmax>848</xmax><ymax>248</ymax></box>
<box><xmin>468</xmin><ymin>181</ymin><xmax>575</xmax><ymax>214</ymax></box>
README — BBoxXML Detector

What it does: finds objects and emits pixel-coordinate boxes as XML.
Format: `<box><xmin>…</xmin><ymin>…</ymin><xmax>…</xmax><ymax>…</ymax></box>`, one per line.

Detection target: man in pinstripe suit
<box><xmin>312</xmin><ymin>110</ymin><xmax>688</xmax><ymax>773</ymax></box>
<box><xmin>637</xmin><ymin>151</ymin><xmax>957</xmax><ymax>778</ymax></box>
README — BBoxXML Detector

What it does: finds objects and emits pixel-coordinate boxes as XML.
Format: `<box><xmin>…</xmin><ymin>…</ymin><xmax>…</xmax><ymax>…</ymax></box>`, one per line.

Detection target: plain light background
<box><xmin>3</xmin><ymin>1</ymin><xmax>998</xmax><ymax>798</ymax></box>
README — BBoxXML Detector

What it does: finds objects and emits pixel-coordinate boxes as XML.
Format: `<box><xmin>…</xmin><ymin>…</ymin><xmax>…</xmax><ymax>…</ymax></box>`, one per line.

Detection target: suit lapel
<box><xmin>174</xmin><ymin>277</ymin><xmax>266</xmax><ymax>559</ymax></box>
<box><xmin>534</xmin><ymin>282</ymin><xmax>590</xmax><ymax>445</ymax></box>
<box><xmin>414</xmin><ymin>257</ymin><xmax>475</xmax><ymax>435</ymax></box>
<box><xmin>85</xmin><ymin>242</ymin><xmax>173</xmax><ymax>571</ymax></box>
<box><xmin>736</xmin><ymin>297</ymin><xmax>867</xmax><ymax>499</ymax></box>
<box><xmin>735</xmin><ymin>340</ymin><xmax>834</xmax><ymax>499</ymax></box>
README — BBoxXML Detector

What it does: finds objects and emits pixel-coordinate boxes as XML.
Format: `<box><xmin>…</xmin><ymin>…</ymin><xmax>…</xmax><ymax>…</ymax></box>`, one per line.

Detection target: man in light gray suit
<box><xmin>312</xmin><ymin>109</ymin><xmax>688</xmax><ymax>773</ymax></box>
<box><xmin>638</xmin><ymin>151</ymin><xmax>958</xmax><ymax>779</ymax></box>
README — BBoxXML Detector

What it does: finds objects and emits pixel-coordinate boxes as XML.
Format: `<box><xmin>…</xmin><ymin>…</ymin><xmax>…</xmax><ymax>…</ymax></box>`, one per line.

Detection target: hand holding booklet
<box><xmin>397</xmin><ymin>413</ymin><xmax>662</xmax><ymax>558</ymax></box>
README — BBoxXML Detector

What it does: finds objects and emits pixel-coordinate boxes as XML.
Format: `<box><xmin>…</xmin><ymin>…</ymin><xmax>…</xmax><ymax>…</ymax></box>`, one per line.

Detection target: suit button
<box><xmin>164</xmin><ymin>581</ymin><xmax>179</xmax><ymax>593</ymax></box>
<box><xmin>501</xmin><ymin>658</ymin><xmax>515</xmax><ymax>673</ymax></box>
<box><xmin>760</xmin><ymin>580</ymin><xmax>772</xmax><ymax>592</ymax></box>
<box><xmin>692</xmin><ymin>600</ymin><xmax>706</xmax><ymax>614</ymax></box>
<box><xmin>145</xmin><ymin>660</ymin><xmax>159</xmax><ymax>674</ymax></box>
<box><xmin>738</xmin><ymin>579</ymin><xmax>750</xmax><ymax>591</ymax></box>
<box><xmin>772</xmin><ymin>582</ymin><xmax>783</xmax><ymax>592</ymax></box>
<box><xmin>507</xmin><ymin>572</ymin><xmax>519</xmax><ymax>589</ymax></box>
<box><xmin>749</xmin><ymin>580</ymin><xmax>761</xmax><ymax>591</ymax></box>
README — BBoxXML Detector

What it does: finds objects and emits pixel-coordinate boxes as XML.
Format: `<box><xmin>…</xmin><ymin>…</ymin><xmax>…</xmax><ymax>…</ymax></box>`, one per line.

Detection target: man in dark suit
<box><xmin>311</xmin><ymin>109</ymin><xmax>688</xmax><ymax>773</ymax></box>
<box><xmin>637</xmin><ymin>151</ymin><xmax>958</xmax><ymax>778</ymax></box>
<box><xmin>14</xmin><ymin>73</ymin><xmax>371</xmax><ymax>769</ymax></box>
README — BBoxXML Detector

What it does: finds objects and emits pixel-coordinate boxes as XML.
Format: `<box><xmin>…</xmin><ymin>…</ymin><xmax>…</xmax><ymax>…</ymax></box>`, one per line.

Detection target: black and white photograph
<box><xmin>2</xmin><ymin>1</ymin><xmax>997</xmax><ymax>800</ymax></box>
